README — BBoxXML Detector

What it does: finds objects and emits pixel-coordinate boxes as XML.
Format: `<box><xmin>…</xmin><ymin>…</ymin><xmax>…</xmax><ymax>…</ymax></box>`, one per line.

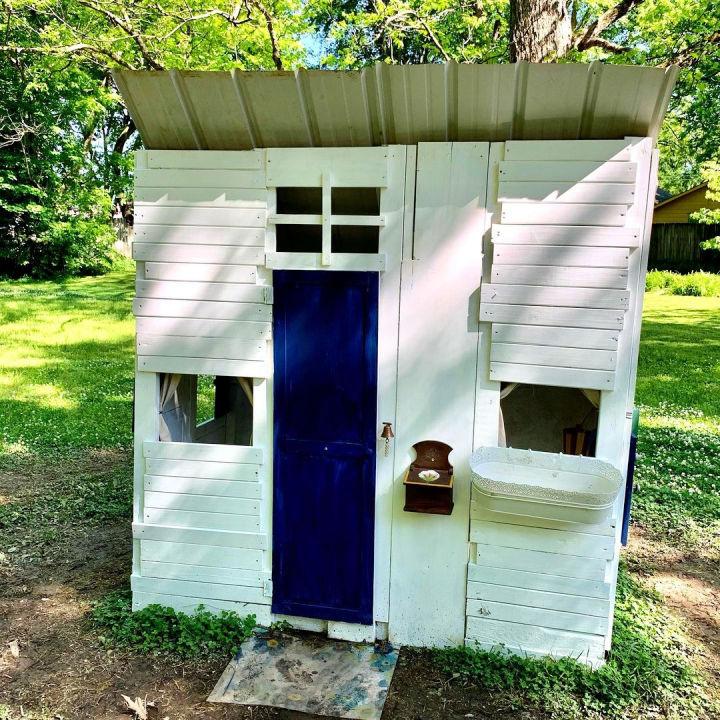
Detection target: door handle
<box><xmin>380</xmin><ymin>422</ymin><xmax>394</xmax><ymax>457</ymax></box>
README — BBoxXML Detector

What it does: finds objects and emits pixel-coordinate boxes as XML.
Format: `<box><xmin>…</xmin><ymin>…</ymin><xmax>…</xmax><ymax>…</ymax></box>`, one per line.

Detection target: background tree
<box><xmin>1</xmin><ymin>0</ymin><xmax>719</xmax><ymax>277</ymax></box>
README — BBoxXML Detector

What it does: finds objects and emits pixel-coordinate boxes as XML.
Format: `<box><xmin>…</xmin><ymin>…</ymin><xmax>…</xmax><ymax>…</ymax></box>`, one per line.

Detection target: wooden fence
<box><xmin>649</xmin><ymin>223</ymin><xmax>720</xmax><ymax>272</ymax></box>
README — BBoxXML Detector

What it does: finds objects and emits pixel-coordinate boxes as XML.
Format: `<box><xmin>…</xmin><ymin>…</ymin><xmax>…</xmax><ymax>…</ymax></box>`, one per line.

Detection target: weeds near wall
<box><xmin>435</xmin><ymin>569</ymin><xmax>714</xmax><ymax>719</ymax></box>
<box><xmin>91</xmin><ymin>591</ymin><xmax>256</xmax><ymax>657</ymax></box>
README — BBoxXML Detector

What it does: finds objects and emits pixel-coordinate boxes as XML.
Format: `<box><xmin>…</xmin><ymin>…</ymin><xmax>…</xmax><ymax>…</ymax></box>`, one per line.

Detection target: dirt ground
<box><xmin>1</xmin><ymin>454</ymin><xmax>718</xmax><ymax>720</ymax></box>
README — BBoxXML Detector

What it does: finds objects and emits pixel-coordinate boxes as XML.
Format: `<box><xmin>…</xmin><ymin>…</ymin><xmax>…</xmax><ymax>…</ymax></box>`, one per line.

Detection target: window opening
<box><xmin>331</xmin><ymin>187</ymin><xmax>380</xmax><ymax>215</ymax></box>
<box><xmin>500</xmin><ymin>383</ymin><xmax>599</xmax><ymax>457</ymax></box>
<box><xmin>276</xmin><ymin>224</ymin><xmax>322</xmax><ymax>253</ymax></box>
<box><xmin>158</xmin><ymin>373</ymin><xmax>253</xmax><ymax>446</ymax></box>
<box><xmin>277</xmin><ymin>187</ymin><xmax>322</xmax><ymax>214</ymax></box>
<box><xmin>331</xmin><ymin>226</ymin><xmax>380</xmax><ymax>253</ymax></box>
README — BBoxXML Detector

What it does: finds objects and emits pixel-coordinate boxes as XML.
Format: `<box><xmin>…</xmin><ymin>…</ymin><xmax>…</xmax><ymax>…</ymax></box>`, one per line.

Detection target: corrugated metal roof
<box><xmin>112</xmin><ymin>62</ymin><xmax>678</xmax><ymax>151</ymax></box>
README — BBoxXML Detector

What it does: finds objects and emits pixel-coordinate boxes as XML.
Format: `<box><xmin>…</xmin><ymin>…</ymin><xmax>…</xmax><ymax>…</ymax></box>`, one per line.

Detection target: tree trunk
<box><xmin>510</xmin><ymin>0</ymin><xmax>572</xmax><ymax>62</ymax></box>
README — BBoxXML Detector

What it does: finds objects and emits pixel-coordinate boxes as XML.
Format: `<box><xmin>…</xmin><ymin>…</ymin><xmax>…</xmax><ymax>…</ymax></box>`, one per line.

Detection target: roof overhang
<box><xmin>112</xmin><ymin>62</ymin><xmax>678</xmax><ymax>151</ymax></box>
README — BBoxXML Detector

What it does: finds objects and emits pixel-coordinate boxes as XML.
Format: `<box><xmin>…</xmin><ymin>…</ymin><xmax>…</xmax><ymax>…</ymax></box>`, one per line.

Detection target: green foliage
<box><xmin>92</xmin><ymin>591</ymin><xmax>256</xmax><ymax>657</ymax></box>
<box><xmin>645</xmin><ymin>270</ymin><xmax>720</xmax><ymax>297</ymax></box>
<box><xmin>634</xmin><ymin>293</ymin><xmax>720</xmax><ymax>551</ymax></box>
<box><xmin>435</xmin><ymin>569</ymin><xmax>713</xmax><ymax>719</ymax></box>
<box><xmin>0</xmin><ymin>271</ymin><xmax>135</xmax><ymax>457</ymax></box>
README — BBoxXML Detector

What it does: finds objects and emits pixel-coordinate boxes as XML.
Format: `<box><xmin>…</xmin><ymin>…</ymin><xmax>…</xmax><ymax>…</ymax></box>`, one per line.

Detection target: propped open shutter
<box><xmin>480</xmin><ymin>139</ymin><xmax>646</xmax><ymax>391</ymax></box>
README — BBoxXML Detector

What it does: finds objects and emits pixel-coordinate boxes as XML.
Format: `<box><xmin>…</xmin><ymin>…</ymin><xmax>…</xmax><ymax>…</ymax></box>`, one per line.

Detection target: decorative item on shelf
<box><xmin>403</xmin><ymin>440</ymin><xmax>454</xmax><ymax>515</ymax></box>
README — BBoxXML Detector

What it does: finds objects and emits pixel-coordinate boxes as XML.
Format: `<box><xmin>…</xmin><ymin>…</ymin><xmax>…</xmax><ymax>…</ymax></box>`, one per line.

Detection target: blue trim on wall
<box><xmin>272</xmin><ymin>270</ymin><xmax>378</xmax><ymax>625</ymax></box>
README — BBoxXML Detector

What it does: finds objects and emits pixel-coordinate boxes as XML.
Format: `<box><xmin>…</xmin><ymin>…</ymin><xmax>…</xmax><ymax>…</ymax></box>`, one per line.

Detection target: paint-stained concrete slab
<box><xmin>208</xmin><ymin>632</ymin><xmax>399</xmax><ymax>719</ymax></box>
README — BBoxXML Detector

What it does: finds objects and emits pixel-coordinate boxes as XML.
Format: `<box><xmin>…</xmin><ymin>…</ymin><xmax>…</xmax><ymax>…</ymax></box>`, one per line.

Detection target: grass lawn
<box><xmin>0</xmin><ymin>274</ymin><xmax>719</xmax><ymax>720</ymax></box>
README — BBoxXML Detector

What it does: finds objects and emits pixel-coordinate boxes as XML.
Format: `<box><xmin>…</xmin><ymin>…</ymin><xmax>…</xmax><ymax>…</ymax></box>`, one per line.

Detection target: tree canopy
<box><xmin>1</xmin><ymin>0</ymin><xmax>719</xmax><ymax>276</ymax></box>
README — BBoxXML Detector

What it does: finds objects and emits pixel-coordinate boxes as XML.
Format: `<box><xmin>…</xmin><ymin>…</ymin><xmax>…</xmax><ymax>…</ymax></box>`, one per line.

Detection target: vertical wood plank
<box><xmin>390</xmin><ymin>142</ymin><xmax>489</xmax><ymax>647</ymax></box>
<box><xmin>322</xmin><ymin>173</ymin><xmax>332</xmax><ymax>266</ymax></box>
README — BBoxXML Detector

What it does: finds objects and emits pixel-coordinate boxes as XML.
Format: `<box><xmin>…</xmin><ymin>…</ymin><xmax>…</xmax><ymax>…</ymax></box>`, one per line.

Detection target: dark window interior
<box><xmin>331</xmin><ymin>226</ymin><xmax>380</xmax><ymax>253</ymax></box>
<box><xmin>276</xmin><ymin>187</ymin><xmax>322</xmax><ymax>214</ymax></box>
<box><xmin>332</xmin><ymin>187</ymin><xmax>380</xmax><ymax>215</ymax></box>
<box><xmin>276</xmin><ymin>224</ymin><xmax>322</xmax><ymax>253</ymax></box>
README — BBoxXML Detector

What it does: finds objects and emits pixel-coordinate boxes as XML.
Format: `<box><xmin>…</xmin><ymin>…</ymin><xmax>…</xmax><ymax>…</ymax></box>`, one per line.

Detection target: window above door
<box><xmin>264</xmin><ymin>148</ymin><xmax>391</xmax><ymax>272</ymax></box>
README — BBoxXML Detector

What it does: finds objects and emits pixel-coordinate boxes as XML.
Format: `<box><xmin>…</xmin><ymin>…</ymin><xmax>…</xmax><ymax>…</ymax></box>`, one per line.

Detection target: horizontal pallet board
<box><xmin>143</xmin><ymin>262</ymin><xmax>257</xmax><ymax>284</ymax></box>
<box><xmin>135</xmin><ymin>187</ymin><xmax>266</xmax><ymax>208</ymax></box>
<box><xmin>269</xmin><ymin>214</ymin><xmax>385</xmax><ymax>227</ymax></box>
<box><xmin>480</xmin><ymin>303</ymin><xmax>625</xmax><ymax>330</ymax></box>
<box><xmin>467</xmin><ymin>581</ymin><xmax>610</xmax><ymax>618</ymax></box>
<box><xmin>131</xmin><ymin>573</ymin><xmax>270</xmax><ymax>605</ymax></box>
<box><xmin>137</xmin><ymin>334</ymin><xmax>265</xmax><ymax>362</ymax></box>
<box><xmin>143</xmin><ymin>507</ymin><xmax>261</xmax><ymax>533</ymax></box>
<box><xmin>498</xmin><ymin>161</ymin><xmax>636</xmax><ymax>183</ymax></box>
<box><xmin>132</xmin><ymin>592</ymin><xmax>272</xmax><ymax>625</ymax></box>
<box><xmin>498</xmin><ymin>181</ymin><xmax>635</xmax><ymax>205</ymax></box>
<box><xmin>145</xmin><ymin>457</ymin><xmax>260</xmax><ymax>481</ymax></box>
<box><xmin>489</xmin><ymin>361</ymin><xmax>615</xmax><ymax>389</ymax></box>
<box><xmin>493</xmin><ymin>245</ymin><xmax>630</xmax><ymax>268</ymax></box>
<box><xmin>474</xmin><ymin>544</ymin><xmax>608</xmax><ymax>582</ymax></box>
<box><xmin>132</xmin><ymin>522</ymin><xmax>268</xmax><ymax>550</ymax></box>
<box><xmin>500</xmin><ymin>203</ymin><xmax>627</xmax><ymax>227</ymax></box>
<box><xmin>141</xmin><ymin>540</ymin><xmax>263</xmax><ymax>569</ymax></box>
<box><xmin>141</xmin><ymin>560</ymin><xmax>269</xmax><ymax>588</ymax></box>
<box><xmin>492</xmin><ymin>224</ymin><xmax>640</xmax><ymax>247</ymax></box>
<box><xmin>470</xmin><ymin>521</ymin><xmax>614</xmax><ymax>560</ymax></box>
<box><xmin>491</xmin><ymin>324</ymin><xmax>619</xmax><ymax>350</ymax></box>
<box><xmin>471</xmin><ymin>504</ymin><xmax>617</xmax><ymax>537</ymax></box>
<box><xmin>503</xmin><ymin>140</ymin><xmax>632</xmax><ymax>162</ymax></box>
<box><xmin>144</xmin><ymin>491</ymin><xmax>260</xmax><ymax>516</ymax></box>
<box><xmin>136</xmin><ymin>169</ymin><xmax>265</xmax><ymax>189</ymax></box>
<box><xmin>265</xmin><ymin>252</ymin><xmax>387</xmax><ymax>272</ymax></box>
<box><xmin>466</xmin><ymin>599</ymin><xmax>608</xmax><ymax>635</ymax></box>
<box><xmin>135</xmin><ymin>226</ymin><xmax>265</xmax><ymax>247</ymax></box>
<box><xmin>481</xmin><ymin>284</ymin><xmax>629</xmax><ymax>310</ymax></box>
<box><xmin>465</xmin><ymin>616</ymin><xmax>605</xmax><ymax>657</ymax></box>
<box><xmin>138</xmin><ymin>355</ymin><xmax>269</xmax><ymax>378</ymax></box>
<box><xmin>145</xmin><ymin>475</ymin><xmax>262</xmax><ymax>500</ymax></box>
<box><xmin>144</xmin><ymin>441</ymin><xmax>263</xmax><ymax>464</ymax></box>
<box><xmin>492</xmin><ymin>265</ymin><xmax>628</xmax><ymax>289</ymax></box>
<box><xmin>135</xmin><ymin>206</ymin><xmax>266</xmax><ymax>228</ymax></box>
<box><xmin>266</xmin><ymin>148</ymin><xmax>388</xmax><ymax>187</ymax></box>
<box><xmin>133</xmin><ymin>298</ymin><xmax>272</xmax><ymax>322</ymax></box>
<box><xmin>136</xmin><ymin>317</ymin><xmax>271</xmax><ymax>341</ymax></box>
<box><xmin>136</xmin><ymin>280</ymin><xmax>268</xmax><ymax>304</ymax></box>
<box><xmin>490</xmin><ymin>343</ymin><xmax>616</xmax><ymax>371</ymax></box>
<box><xmin>145</xmin><ymin>150</ymin><xmax>264</xmax><ymax>170</ymax></box>
<box><xmin>133</xmin><ymin>243</ymin><xmax>265</xmax><ymax>265</ymax></box>
<box><xmin>467</xmin><ymin>563</ymin><xmax>612</xmax><ymax>599</ymax></box>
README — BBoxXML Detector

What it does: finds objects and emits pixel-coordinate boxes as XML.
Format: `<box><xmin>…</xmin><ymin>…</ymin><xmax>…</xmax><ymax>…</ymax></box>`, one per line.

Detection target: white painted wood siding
<box><xmin>133</xmin><ymin>439</ymin><xmax>270</xmax><ymax>610</ymax></box>
<box><xmin>465</xmin><ymin>485</ymin><xmax>615</xmax><ymax>667</ymax></box>
<box><xmin>479</xmin><ymin>138</ymin><xmax>646</xmax><ymax>391</ymax></box>
<box><xmin>133</xmin><ymin>149</ymin><xmax>271</xmax><ymax>378</ymax></box>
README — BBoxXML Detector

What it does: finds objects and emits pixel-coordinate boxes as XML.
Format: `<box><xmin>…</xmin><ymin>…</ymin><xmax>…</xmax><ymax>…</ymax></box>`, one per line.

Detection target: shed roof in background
<box><xmin>112</xmin><ymin>62</ymin><xmax>678</xmax><ymax>151</ymax></box>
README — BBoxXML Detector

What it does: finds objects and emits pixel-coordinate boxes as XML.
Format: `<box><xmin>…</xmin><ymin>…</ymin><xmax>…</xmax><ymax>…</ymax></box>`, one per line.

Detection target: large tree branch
<box><xmin>573</xmin><ymin>0</ymin><xmax>645</xmax><ymax>52</ymax></box>
<box><xmin>665</xmin><ymin>30</ymin><xmax>720</xmax><ymax>67</ymax></box>
<box><xmin>76</xmin><ymin>0</ymin><xmax>163</xmax><ymax>69</ymax></box>
<box><xmin>0</xmin><ymin>42</ymin><xmax>135</xmax><ymax>69</ymax></box>
<box><xmin>244</xmin><ymin>0</ymin><xmax>283</xmax><ymax>70</ymax></box>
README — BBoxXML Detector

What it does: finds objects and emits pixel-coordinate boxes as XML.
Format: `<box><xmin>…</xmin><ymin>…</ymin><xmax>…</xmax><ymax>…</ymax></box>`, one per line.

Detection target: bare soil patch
<box><xmin>1</xmin><ymin>453</ymin><xmax>542</xmax><ymax>720</ymax></box>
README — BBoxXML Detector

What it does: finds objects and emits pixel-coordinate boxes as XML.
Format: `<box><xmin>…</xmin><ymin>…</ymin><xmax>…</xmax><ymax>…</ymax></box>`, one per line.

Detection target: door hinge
<box><xmin>263</xmin><ymin>579</ymin><xmax>273</xmax><ymax>597</ymax></box>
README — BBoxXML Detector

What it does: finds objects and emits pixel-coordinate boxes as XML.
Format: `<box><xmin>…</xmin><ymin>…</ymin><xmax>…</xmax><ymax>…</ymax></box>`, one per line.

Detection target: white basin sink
<box><xmin>470</xmin><ymin>447</ymin><xmax>623</xmax><ymax>524</ymax></box>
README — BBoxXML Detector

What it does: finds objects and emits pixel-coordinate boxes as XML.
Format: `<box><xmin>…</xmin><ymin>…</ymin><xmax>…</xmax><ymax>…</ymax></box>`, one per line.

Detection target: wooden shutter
<box><xmin>132</xmin><ymin>150</ymin><xmax>271</xmax><ymax>378</ymax></box>
<box><xmin>480</xmin><ymin>139</ymin><xmax>647</xmax><ymax>391</ymax></box>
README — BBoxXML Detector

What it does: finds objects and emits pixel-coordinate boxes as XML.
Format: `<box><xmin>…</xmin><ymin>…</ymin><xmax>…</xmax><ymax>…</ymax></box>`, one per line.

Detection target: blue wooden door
<box><xmin>272</xmin><ymin>270</ymin><xmax>378</xmax><ymax>624</ymax></box>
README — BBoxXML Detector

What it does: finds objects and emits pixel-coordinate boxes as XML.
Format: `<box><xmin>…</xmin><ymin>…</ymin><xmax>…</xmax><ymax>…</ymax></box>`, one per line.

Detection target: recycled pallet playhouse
<box><xmin>114</xmin><ymin>63</ymin><xmax>677</xmax><ymax>667</ymax></box>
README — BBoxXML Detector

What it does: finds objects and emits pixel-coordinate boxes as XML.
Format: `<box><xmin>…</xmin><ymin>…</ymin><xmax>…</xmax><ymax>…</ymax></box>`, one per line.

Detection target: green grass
<box><xmin>1</xmin><ymin>271</ymin><xmax>719</xmax><ymax>719</ymax></box>
<box><xmin>633</xmin><ymin>293</ymin><xmax>720</xmax><ymax>550</ymax></box>
<box><xmin>0</xmin><ymin>270</ymin><xmax>135</xmax><ymax>458</ymax></box>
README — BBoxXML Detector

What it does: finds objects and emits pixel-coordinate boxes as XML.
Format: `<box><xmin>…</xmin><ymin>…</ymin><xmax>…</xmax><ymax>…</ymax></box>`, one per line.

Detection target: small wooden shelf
<box><xmin>403</xmin><ymin>440</ymin><xmax>454</xmax><ymax>515</ymax></box>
